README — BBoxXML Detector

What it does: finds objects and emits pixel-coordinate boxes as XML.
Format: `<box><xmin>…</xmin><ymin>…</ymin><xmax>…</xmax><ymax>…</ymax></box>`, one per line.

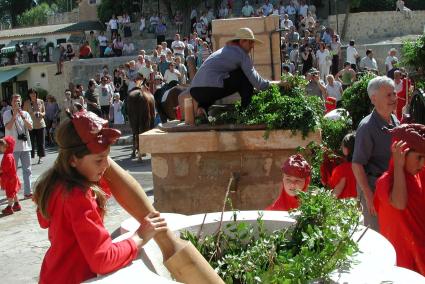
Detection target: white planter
<box><xmin>85</xmin><ymin>211</ymin><xmax>424</xmax><ymax>283</ymax></box>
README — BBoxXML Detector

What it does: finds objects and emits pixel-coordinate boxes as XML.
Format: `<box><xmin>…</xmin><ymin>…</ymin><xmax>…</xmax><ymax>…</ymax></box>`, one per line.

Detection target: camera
<box><xmin>17</xmin><ymin>133</ymin><xmax>28</xmax><ymax>141</ymax></box>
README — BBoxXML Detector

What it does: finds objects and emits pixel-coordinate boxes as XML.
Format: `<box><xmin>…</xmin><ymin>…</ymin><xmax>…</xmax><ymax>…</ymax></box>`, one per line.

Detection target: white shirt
<box><xmin>163</xmin><ymin>69</ymin><xmax>180</xmax><ymax>84</ymax></box>
<box><xmin>171</xmin><ymin>40</ymin><xmax>185</xmax><ymax>55</ymax></box>
<box><xmin>98</xmin><ymin>35</ymin><xmax>107</xmax><ymax>47</ymax></box>
<box><xmin>139</xmin><ymin>65</ymin><xmax>153</xmax><ymax>80</ymax></box>
<box><xmin>316</xmin><ymin>49</ymin><xmax>330</xmax><ymax>66</ymax></box>
<box><xmin>326</xmin><ymin>81</ymin><xmax>343</xmax><ymax>101</ymax></box>
<box><xmin>346</xmin><ymin>46</ymin><xmax>358</xmax><ymax>65</ymax></box>
<box><xmin>385</xmin><ymin>55</ymin><xmax>398</xmax><ymax>70</ymax></box>
<box><xmin>280</xmin><ymin>19</ymin><xmax>294</xmax><ymax>28</ymax></box>
<box><xmin>3</xmin><ymin>110</ymin><xmax>33</xmax><ymax>152</ymax></box>
<box><xmin>109</xmin><ymin>18</ymin><xmax>118</xmax><ymax>30</ymax></box>
<box><xmin>96</xmin><ymin>84</ymin><xmax>114</xmax><ymax>106</ymax></box>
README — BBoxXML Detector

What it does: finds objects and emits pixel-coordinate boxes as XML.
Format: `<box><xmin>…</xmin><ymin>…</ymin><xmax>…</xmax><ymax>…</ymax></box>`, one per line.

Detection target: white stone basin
<box><xmin>83</xmin><ymin>211</ymin><xmax>421</xmax><ymax>283</ymax></box>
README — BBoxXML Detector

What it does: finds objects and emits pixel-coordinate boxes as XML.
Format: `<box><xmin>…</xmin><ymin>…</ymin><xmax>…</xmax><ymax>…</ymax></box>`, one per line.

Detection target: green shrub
<box><xmin>341</xmin><ymin>72</ymin><xmax>375</xmax><ymax>129</ymax></box>
<box><xmin>320</xmin><ymin>112</ymin><xmax>352</xmax><ymax>153</ymax></box>
<box><xmin>401</xmin><ymin>34</ymin><xmax>425</xmax><ymax>72</ymax></box>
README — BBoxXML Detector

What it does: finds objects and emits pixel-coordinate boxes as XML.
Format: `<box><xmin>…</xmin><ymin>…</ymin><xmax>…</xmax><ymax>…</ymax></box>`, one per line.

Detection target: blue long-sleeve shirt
<box><xmin>190</xmin><ymin>45</ymin><xmax>270</xmax><ymax>91</ymax></box>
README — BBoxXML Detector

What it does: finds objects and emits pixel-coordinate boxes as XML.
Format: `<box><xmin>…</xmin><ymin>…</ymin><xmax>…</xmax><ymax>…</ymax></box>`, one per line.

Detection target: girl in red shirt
<box><xmin>374</xmin><ymin>124</ymin><xmax>425</xmax><ymax>276</ymax></box>
<box><xmin>0</xmin><ymin>136</ymin><xmax>22</xmax><ymax>215</ymax></box>
<box><xmin>266</xmin><ymin>154</ymin><xmax>312</xmax><ymax>211</ymax></box>
<box><xmin>329</xmin><ymin>133</ymin><xmax>358</xmax><ymax>199</ymax></box>
<box><xmin>33</xmin><ymin>110</ymin><xmax>168</xmax><ymax>283</ymax></box>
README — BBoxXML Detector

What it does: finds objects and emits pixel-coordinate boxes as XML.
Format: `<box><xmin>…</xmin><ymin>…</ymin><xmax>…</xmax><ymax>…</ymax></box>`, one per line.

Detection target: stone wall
<box><xmin>47</xmin><ymin>11</ymin><xmax>79</xmax><ymax>25</ymax></box>
<box><xmin>141</xmin><ymin>129</ymin><xmax>321</xmax><ymax>215</ymax></box>
<box><xmin>328</xmin><ymin>10</ymin><xmax>425</xmax><ymax>42</ymax></box>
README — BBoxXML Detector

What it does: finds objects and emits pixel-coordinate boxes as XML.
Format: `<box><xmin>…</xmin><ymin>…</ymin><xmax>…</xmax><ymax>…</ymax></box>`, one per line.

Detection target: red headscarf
<box><xmin>71</xmin><ymin>111</ymin><xmax>121</xmax><ymax>154</ymax></box>
<box><xmin>266</xmin><ymin>154</ymin><xmax>311</xmax><ymax>211</ymax></box>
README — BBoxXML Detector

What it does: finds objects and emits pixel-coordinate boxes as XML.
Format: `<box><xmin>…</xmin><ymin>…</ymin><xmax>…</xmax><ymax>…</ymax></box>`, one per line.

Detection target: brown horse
<box><xmin>126</xmin><ymin>85</ymin><xmax>155</xmax><ymax>158</ymax></box>
<box><xmin>155</xmin><ymin>85</ymin><xmax>190</xmax><ymax>123</ymax></box>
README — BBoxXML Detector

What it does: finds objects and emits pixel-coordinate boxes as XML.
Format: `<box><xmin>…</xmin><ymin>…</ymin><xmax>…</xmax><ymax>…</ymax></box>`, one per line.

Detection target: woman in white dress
<box><xmin>316</xmin><ymin>42</ymin><xmax>331</xmax><ymax>81</ymax></box>
<box><xmin>112</xmin><ymin>93</ymin><xmax>125</xmax><ymax>125</ymax></box>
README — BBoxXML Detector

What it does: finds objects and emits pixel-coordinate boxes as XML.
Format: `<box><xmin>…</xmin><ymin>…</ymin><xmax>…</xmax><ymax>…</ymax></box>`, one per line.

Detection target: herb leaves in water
<box><xmin>181</xmin><ymin>188</ymin><xmax>360</xmax><ymax>284</ymax></box>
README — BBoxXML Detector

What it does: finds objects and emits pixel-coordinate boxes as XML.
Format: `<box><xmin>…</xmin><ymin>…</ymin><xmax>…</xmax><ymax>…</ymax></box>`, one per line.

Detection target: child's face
<box><xmin>282</xmin><ymin>173</ymin><xmax>306</xmax><ymax>196</ymax></box>
<box><xmin>342</xmin><ymin>145</ymin><xmax>349</xmax><ymax>157</ymax></box>
<box><xmin>72</xmin><ymin>147</ymin><xmax>111</xmax><ymax>182</ymax></box>
<box><xmin>405</xmin><ymin>151</ymin><xmax>425</xmax><ymax>175</ymax></box>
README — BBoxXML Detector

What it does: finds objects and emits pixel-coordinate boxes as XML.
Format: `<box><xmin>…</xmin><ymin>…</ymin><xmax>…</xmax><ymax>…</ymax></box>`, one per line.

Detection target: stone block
<box><xmin>143</xmin><ymin>129</ymin><xmax>321</xmax><ymax>214</ymax></box>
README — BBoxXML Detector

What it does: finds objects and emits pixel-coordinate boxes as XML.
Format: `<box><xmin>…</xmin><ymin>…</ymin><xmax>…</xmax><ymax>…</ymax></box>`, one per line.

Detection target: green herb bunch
<box><xmin>341</xmin><ymin>72</ymin><xmax>375</xmax><ymax>129</ymax></box>
<box><xmin>265</xmin><ymin>189</ymin><xmax>360</xmax><ymax>283</ymax></box>
<box><xmin>214</xmin><ymin>75</ymin><xmax>323</xmax><ymax>138</ymax></box>
<box><xmin>181</xmin><ymin>188</ymin><xmax>360</xmax><ymax>284</ymax></box>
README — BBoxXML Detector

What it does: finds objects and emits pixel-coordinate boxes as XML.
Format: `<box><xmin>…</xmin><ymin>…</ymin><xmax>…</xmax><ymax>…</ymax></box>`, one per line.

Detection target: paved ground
<box><xmin>0</xmin><ymin>145</ymin><xmax>154</xmax><ymax>284</ymax></box>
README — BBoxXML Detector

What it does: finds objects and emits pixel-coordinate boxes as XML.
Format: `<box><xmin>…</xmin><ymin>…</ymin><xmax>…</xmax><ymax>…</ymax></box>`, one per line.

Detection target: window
<box><xmin>89</xmin><ymin>0</ymin><xmax>97</xmax><ymax>4</ymax></box>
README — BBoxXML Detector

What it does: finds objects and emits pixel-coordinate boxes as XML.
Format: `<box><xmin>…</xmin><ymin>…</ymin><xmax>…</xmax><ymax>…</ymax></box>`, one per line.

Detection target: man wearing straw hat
<box><xmin>190</xmin><ymin>27</ymin><xmax>280</xmax><ymax>116</ymax></box>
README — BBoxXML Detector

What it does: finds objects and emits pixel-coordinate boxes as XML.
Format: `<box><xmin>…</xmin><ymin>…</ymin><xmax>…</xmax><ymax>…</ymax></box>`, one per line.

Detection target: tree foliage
<box><xmin>17</xmin><ymin>3</ymin><xmax>56</xmax><ymax>27</ymax></box>
<box><xmin>341</xmin><ymin>72</ymin><xmax>376</xmax><ymax>129</ymax></box>
<box><xmin>97</xmin><ymin>0</ymin><xmax>134</xmax><ymax>23</ymax></box>
<box><xmin>401</xmin><ymin>34</ymin><xmax>425</xmax><ymax>72</ymax></box>
<box><xmin>0</xmin><ymin>0</ymin><xmax>33</xmax><ymax>27</ymax></box>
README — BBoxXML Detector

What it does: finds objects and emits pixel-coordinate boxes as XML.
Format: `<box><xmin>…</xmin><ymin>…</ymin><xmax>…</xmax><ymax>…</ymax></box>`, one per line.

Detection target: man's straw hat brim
<box><xmin>227</xmin><ymin>27</ymin><xmax>263</xmax><ymax>44</ymax></box>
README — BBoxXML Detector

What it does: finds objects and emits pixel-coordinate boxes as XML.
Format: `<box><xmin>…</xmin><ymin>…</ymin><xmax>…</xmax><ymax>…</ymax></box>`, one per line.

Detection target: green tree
<box><xmin>97</xmin><ymin>0</ymin><xmax>134</xmax><ymax>23</ymax></box>
<box><xmin>40</xmin><ymin>0</ymin><xmax>79</xmax><ymax>13</ymax></box>
<box><xmin>17</xmin><ymin>3</ymin><xmax>55</xmax><ymax>27</ymax></box>
<box><xmin>0</xmin><ymin>0</ymin><xmax>33</xmax><ymax>27</ymax></box>
<box><xmin>401</xmin><ymin>34</ymin><xmax>425</xmax><ymax>73</ymax></box>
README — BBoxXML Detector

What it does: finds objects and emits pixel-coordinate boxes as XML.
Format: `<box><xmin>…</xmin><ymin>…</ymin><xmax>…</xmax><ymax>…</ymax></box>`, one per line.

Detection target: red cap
<box><xmin>386</xmin><ymin>124</ymin><xmax>425</xmax><ymax>154</ymax></box>
<box><xmin>71</xmin><ymin>110</ymin><xmax>121</xmax><ymax>153</ymax></box>
<box><xmin>281</xmin><ymin>154</ymin><xmax>311</xmax><ymax>178</ymax></box>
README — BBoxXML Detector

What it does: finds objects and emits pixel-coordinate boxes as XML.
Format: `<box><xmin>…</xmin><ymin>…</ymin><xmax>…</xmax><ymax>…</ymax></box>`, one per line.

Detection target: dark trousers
<box><xmin>332</xmin><ymin>55</ymin><xmax>339</xmax><ymax>75</ymax></box>
<box><xmin>100</xmin><ymin>46</ymin><xmax>106</xmax><ymax>57</ymax></box>
<box><xmin>190</xmin><ymin>68</ymin><xmax>254</xmax><ymax>110</ymax></box>
<box><xmin>29</xmin><ymin>128</ymin><xmax>45</xmax><ymax>158</ymax></box>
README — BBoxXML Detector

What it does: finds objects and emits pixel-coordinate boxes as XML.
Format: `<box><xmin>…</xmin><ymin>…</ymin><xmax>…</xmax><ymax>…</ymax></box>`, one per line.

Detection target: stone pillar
<box><xmin>140</xmin><ymin>129</ymin><xmax>321</xmax><ymax>214</ymax></box>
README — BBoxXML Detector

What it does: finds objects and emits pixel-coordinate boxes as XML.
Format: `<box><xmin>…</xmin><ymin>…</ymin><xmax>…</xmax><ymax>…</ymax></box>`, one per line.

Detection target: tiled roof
<box><xmin>0</xmin><ymin>23</ymin><xmax>75</xmax><ymax>39</ymax></box>
<box><xmin>55</xmin><ymin>21</ymin><xmax>105</xmax><ymax>33</ymax></box>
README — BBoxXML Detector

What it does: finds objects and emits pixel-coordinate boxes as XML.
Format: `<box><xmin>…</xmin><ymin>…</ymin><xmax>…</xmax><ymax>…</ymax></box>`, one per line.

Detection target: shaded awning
<box><xmin>1</xmin><ymin>45</ymin><xmax>16</xmax><ymax>54</ymax></box>
<box><xmin>0</xmin><ymin>67</ymin><xmax>29</xmax><ymax>84</ymax></box>
<box><xmin>2</xmin><ymin>37</ymin><xmax>44</xmax><ymax>50</ymax></box>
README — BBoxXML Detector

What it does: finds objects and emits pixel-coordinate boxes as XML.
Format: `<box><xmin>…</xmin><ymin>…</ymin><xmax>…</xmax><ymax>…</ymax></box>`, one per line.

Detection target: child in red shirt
<box><xmin>266</xmin><ymin>154</ymin><xmax>311</xmax><ymax>211</ymax></box>
<box><xmin>33</xmin><ymin>110</ymin><xmax>168</xmax><ymax>283</ymax></box>
<box><xmin>0</xmin><ymin>136</ymin><xmax>22</xmax><ymax>215</ymax></box>
<box><xmin>374</xmin><ymin>124</ymin><xmax>425</xmax><ymax>276</ymax></box>
<box><xmin>329</xmin><ymin>133</ymin><xmax>357</xmax><ymax>199</ymax></box>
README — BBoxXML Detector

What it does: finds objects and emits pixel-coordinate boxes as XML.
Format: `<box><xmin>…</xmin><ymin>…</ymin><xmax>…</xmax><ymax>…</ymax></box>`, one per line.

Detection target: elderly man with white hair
<box><xmin>352</xmin><ymin>76</ymin><xmax>399</xmax><ymax>231</ymax></box>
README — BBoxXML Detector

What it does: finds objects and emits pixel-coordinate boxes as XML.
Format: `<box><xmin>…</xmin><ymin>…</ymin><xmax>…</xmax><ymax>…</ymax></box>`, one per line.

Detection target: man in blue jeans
<box><xmin>3</xmin><ymin>94</ymin><xmax>33</xmax><ymax>198</ymax></box>
<box><xmin>190</xmin><ymin>27</ymin><xmax>280</xmax><ymax>116</ymax></box>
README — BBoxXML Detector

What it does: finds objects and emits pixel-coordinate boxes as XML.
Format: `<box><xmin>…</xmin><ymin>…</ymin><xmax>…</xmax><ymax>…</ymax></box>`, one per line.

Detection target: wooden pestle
<box><xmin>104</xmin><ymin>157</ymin><xmax>224</xmax><ymax>284</ymax></box>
